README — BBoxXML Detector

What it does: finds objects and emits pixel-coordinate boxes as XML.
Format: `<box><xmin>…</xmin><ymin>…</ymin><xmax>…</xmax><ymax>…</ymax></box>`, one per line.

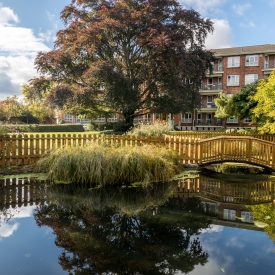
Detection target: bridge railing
<box><xmin>198</xmin><ymin>136</ymin><xmax>275</xmax><ymax>169</ymax></box>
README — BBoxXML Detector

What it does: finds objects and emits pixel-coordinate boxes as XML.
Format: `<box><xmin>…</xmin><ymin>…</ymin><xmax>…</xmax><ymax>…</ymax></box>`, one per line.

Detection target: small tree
<box><xmin>251</xmin><ymin>70</ymin><xmax>275</xmax><ymax>133</ymax></box>
<box><xmin>1</xmin><ymin>96</ymin><xmax>25</xmax><ymax>122</ymax></box>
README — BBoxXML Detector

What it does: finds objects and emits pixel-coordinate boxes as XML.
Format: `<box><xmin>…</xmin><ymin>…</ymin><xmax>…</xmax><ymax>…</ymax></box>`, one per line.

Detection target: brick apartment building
<box><xmin>61</xmin><ymin>44</ymin><xmax>275</xmax><ymax>130</ymax></box>
<box><xmin>173</xmin><ymin>44</ymin><xmax>275</xmax><ymax>131</ymax></box>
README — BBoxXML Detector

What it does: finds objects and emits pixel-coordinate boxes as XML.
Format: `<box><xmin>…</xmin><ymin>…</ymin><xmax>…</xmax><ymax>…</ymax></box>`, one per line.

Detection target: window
<box><xmin>197</xmin><ymin>113</ymin><xmax>202</xmax><ymax>125</ymax></box>
<box><xmin>246</xmin><ymin>55</ymin><xmax>258</xmax><ymax>66</ymax></box>
<box><xmin>207</xmin><ymin>95</ymin><xmax>213</xmax><ymax>103</ymax></box>
<box><xmin>218</xmin><ymin>78</ymin><xmax>222</xmax><ymax>89</ymax></box>
<box><xmin>207</xmin><ymin>78</ymin><xmax>213</xmax><ymax>90</ymax></box>
<box><xmin>218</xmin><ymin>59</ymin><xmax>223</xmax><ymax>71</ymax></box>
<box><xmin>245</xmin><ymin>74</ymin><xmax>258</xmax><ymax>84</ymax></box>
<box><xmin>108</xmin><ymin>114</ymin><xmax>117</xmax><ymax>122</ymax></box>
<box><xmin>241</xmin><ymin>211</ymin><xmax>254</xmax><ymax>223</ymax></box>
<box><xmin>227</xmin><ymin>75</ymin><xmax>239</xmax><ymax>86</ymax></box>
<box><xmin>64</xmin><ymin>114</ymin><xmax>73</xmax><ymax>122</ymax></box>
<box><xmin>206</xmin><ymin>114</ymin><xmax>212</xmax><ymax>124</ymax></box>
<box><xmin>76</xmin><ymin>117</ymin><xmax>91</xmax><ymax>124</ymax></box>
<box><xmin>228</xmin><ymin>56</ymin><xmax>240</xmax><ymax>67</ymax></box>
<box><xmin>264</xmin><ymin>55</ymin><xmax>269</xmax><ymax>69</ymax></box>
<box><xmin>182</xmin><ymin>113</ymin><xmax>192</xmax><ymax>123</ymax></box>
<box><xmin>226</xmin><ymin>118</ymin><xmax>238</xmax><ymax>123</ymax></box>
<box><xmin>244</xmin><ymin>118</ymin><xmax>251</xmax><ymax>123</ymax></box>
<box><xmin>223</xmin><ymin>209</ymin><xmax>236</xmax><ymax>221</ymax></box>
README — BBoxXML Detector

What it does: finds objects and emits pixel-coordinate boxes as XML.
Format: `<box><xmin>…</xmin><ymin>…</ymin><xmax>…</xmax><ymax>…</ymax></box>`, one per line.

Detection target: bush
<box><xmin>37</xmin><ymin>143</ymin><xmax>181</xmax><ymax>186</ymax></box>
<box><xmin>128</xmin><ymin>121</ymin><xmax>171</xmax><ymax>137</ymax></box>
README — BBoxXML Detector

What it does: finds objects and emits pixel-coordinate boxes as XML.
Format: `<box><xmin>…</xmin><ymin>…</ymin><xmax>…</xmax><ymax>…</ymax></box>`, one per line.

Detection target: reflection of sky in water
<box><xmin>1</xmin><ymin>205</ymin><xmax>275</xmax><ymax>275</ymax></box>
<box><xmin>186</xmin><ymin>225</ymin><xmax>275</xmax><ymax>275</ymax></box>
<box><xmin>0</xmin><ymin>205</ymin><xmax>66</xmax><ymax>275</ymax></box>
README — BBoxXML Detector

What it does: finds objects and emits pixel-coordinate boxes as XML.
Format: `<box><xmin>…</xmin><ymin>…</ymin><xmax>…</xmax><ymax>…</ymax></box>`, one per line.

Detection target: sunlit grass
<box><xmin>37</xmin><ymin>143</ymin><xmax>181</xmax><ymax>186</ymax></box>
<box><xmin>128</xmin><ymin>121</ymin><xmax>171</xmax><ymax>137</ymax></box>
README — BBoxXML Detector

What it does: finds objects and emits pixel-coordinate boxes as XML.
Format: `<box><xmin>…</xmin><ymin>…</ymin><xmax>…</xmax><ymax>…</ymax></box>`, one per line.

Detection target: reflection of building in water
<box><xmin>173</xmin><ymin>174</ymin><xmax>275</xmax><ymax>227</ymax></box>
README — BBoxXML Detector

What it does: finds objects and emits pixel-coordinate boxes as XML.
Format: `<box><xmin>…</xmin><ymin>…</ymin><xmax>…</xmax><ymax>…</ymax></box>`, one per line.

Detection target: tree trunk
<box><xmin>123</xmin><ymin>111</ymin><xmax>135</xmax><ymax>130</ymax></box>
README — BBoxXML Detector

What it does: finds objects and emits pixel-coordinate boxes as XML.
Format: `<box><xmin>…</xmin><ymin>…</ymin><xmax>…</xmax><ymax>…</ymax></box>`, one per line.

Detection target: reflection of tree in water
<box><xmin>248</xmin><ymin>203</ymin><xmax>275</xmax><ymax>243</ymax></box>
<box><xmin>0</xmin><ymin>206</ymin><xmax>16</xmax><ymax>224</ymax></box>
<box><xmin>34</xmin><ymin>183</ymin><xmax>211</xmax><ymax>275</ymax></box>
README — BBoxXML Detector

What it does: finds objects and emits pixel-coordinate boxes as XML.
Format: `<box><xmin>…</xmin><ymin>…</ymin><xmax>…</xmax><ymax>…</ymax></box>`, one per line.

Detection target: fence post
<box><xmin>246</xmin><ymin>138</ymin><xmax>252</xmax><ymax>162</ymax></box>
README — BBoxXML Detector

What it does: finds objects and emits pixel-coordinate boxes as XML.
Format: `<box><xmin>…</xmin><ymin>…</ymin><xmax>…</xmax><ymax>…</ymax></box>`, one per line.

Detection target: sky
<box><xmin>0</xmin><ymin>0</ymin><xmax>275</xmax><ymax>100</ymax></box>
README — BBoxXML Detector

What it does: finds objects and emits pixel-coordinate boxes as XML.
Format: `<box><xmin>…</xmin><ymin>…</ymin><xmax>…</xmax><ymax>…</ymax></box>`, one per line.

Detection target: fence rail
<box><xmin>1</xmin><ymin>134</ymin><xmax>275</xmax><ymax>169</ymax></box>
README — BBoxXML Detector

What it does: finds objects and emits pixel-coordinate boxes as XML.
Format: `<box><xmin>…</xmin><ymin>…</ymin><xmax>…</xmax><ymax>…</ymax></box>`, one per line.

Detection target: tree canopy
<box><xmin>35</xmin><ymin>0</ymin><xmax>214</xmax><ymax>127</ymax></box>
<box><xmin>251</xmin><ymin>70</ymin><xmax>275</xmax><ymax>133</ymax></box>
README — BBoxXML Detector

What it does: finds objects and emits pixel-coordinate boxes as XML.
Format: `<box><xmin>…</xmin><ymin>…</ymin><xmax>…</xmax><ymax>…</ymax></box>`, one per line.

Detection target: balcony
<box><xmin>181</xmin><ymin>118</ymin><xmax>192</xmax><ymax>123</ymax></box>
<box><xmin>263</xmin><ymin>60</ymin><xmax>275</xmax><ymax>74</ymax></box>
<box><xmin>207</xmin><ymin>63</ymin><xmax>223</xmax><ymax>76</ymax></box>
<box><xmin>200</xmin><ymin>84</ymin><xmax>222</xmax><ymax>91</ymax></box>
<box><xmin>212</xmin><ymin>63</ymin><xmax>223</xmax><ymax>72</ymax></box>
<box><xmin>195</xmin><ymin>119</ymin><xmax>222</xmax><ymax>126</ymax></box>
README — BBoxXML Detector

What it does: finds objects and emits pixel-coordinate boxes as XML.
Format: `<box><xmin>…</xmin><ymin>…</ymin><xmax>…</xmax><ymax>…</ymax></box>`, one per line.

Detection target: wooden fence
<box><xmin>1</xmin><ymin>134</ymin><xmax>275</xmax><ymax>170</ymax></box>
<box><xmin>0</xmin><ymin>134</ymin><xmax>197</xmax><ymax>166</ymax></box>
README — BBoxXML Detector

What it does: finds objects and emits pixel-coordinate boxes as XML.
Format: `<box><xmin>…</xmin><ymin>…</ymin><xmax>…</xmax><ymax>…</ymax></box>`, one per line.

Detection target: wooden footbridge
<box><xmin>1</xmin><ymin>134</ymin><xmax>275</xmax><ymax>170</ymax></box>
<box><xmin>196</xmin><ymin>136</ymin><xmax>275</xmax><ymax>170</ymax></box>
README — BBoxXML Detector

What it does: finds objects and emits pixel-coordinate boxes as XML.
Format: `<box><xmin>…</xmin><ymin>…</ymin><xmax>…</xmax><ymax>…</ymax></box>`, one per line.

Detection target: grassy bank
<box><xmin>37</xmin><ymin>143</ymin><xmax>181</xmax><ymax>186</ymax></box>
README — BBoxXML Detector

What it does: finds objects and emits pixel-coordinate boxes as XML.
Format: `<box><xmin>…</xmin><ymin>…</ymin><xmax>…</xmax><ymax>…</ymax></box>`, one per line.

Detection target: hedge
<box><xmin>0</xmin><ymin>124</ymin><xmax>85</xmax><ymax>133</ymax></box>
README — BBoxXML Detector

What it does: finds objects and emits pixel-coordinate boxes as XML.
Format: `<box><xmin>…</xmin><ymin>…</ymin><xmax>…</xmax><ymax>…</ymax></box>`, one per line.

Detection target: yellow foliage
<box><xmin>252</xmin><ymin>70</ymin><xmax>275</xmax><ymax>133</ymax></box>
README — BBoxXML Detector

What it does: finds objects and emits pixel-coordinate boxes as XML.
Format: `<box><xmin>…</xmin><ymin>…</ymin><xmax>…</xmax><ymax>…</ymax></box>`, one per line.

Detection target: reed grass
<box><xmin>128</xmin><ymin>121</ymin><xmax>171</xmax><ymax>137</ymax></box>
<box><xmin>37</xmin><ymin>143</ymin><xmax>181</xmax><ymax>186</ymax></box>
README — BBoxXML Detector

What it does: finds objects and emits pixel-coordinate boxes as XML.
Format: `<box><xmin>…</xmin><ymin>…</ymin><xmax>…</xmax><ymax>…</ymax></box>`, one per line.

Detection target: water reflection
<box><xmin>1</xmin><ymin>174</ymin><xmax>275</xmax><ymax>274</ymax></box>
<box><xmin>34</xmin><ymin>183</ymin><xmax>211</xmax><ymax>274</ymax></box>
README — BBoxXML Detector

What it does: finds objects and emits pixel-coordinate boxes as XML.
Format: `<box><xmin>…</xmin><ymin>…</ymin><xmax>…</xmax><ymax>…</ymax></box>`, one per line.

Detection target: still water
<box><xmin>0</xmin><ymin>172</ymin><xmax>275</xmax><ymax>275</ymax></box>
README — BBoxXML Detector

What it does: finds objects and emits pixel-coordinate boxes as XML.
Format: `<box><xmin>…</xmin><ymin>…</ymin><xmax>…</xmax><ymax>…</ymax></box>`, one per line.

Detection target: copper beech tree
<box><xmin>35</xmin><ymin>0</ymin><xmax>214</xmax><ymax>127</ymax></box>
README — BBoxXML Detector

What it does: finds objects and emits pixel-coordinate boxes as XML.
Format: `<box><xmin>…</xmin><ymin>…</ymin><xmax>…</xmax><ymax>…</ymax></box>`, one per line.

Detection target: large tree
<box><xmin>35</xmin><ymin>0</ymin><xmax>214</xmax><ymax>127</ymax></box>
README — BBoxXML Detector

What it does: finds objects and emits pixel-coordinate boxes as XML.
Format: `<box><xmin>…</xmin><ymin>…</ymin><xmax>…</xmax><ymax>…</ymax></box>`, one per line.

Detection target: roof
<box><xmin>210</xmin><ymin>44</ymin><xmax>275</xmax><ymax>57</ymax></box>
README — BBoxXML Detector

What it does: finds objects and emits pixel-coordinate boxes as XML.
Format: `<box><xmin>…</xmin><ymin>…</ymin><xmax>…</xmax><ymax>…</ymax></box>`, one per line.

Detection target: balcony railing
<box><xmin>201</xmin><ymin>103</ymin><xmax>217</xmax><ymax>109</ymax></box>
<box><xmin>263</xmin><ymin>60</ymin><xmax>275</xmax><ymax>69</ymax></box>
<box><xmin>195</xmin><ymin>120</ymin><xmax>222</xmax><ymax>126</ymax></box>
<box><xmin>212</xmin><ymin>63</ymin><xmax>223</xmax><ymax>72</ymax></box>
<box><xmin>200</xmin><ymin>84</ymin><xmax>222</xmax><ymax>90</ymax></box>
<box><xmin>181</xmin><ymin>119</ymin><xmax>192</xmax><ymax>123</ymax></box>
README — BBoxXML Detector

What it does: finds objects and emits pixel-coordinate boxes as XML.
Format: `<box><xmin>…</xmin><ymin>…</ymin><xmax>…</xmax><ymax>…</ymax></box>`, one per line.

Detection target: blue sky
<box><xmin>0</xmin><ymin>0</ymin><xmax>275</xmax><ymax>99</ymax></box>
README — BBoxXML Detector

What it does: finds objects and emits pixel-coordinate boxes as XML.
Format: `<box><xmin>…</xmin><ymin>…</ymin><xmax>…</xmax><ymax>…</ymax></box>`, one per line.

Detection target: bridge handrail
<box><xmin>199</xmin><ymin>135</ymin><xmax>275</xmax><ymax>146</ymax></box>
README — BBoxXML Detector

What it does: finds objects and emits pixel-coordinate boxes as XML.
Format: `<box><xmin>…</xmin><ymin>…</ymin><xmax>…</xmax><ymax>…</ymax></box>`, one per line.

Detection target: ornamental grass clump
<box><xmin>37</xmin><ymin>143</ymin><xmax>181</xmax><ymax>186</ymax></box>
<box><xmin>128</xmin><ymin>121</ymin><xmax>171</xmax><ymax>137</ymax></box>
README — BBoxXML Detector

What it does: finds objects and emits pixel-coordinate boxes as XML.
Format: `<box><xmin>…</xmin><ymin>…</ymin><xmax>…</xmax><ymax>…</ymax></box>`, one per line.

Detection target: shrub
<box><xmin>128</xmin><ymin>121</ymin><xmax>171</xmax><ymax>137</ymax></box>
<box><xmin>37</xmin><ymin>143</ymin><xmax>181</xmax><ymax>186</ymax></box>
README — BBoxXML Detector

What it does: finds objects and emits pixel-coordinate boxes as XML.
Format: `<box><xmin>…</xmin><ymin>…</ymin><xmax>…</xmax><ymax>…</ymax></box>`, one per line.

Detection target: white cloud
<box><xmin>205</xmin><ymin>19</ymin><xmax>234</xmax><ymax>49</ymax></box>
<box><xmin>0</xmin><ymin>6</ymin><xmax>19</xmax><ymax>25</ymax></box>
<box><xmin>0</xmin><ymin>222</ymin><xmax>19</xmax><ymax>239</ymax></box>
<box><xmin>240</xmin><ymin>21</ymin><xmax>255</xmax><ymax>28</ymax></box>
<box><xmin>0</xmin><ymin>25</ymin><xmax>49</xmax><ymax>57</ymax></box>
<box><xmin>0</xmin><ymin>55</ymin><xmax>38</xmax><ymax>99</ymax></box>
<box><xmin>226</xmin><ymin>236</ymin><xmax>245</xmax><ymax>248</ymax></box>
<box><xmin>179</xmin><ymin>0</ymin><xmax>227</xmax><ymax>16</ymax></box>
<box><xmin>0</xmin><ymin>5</ymin><xmax>50</xmax><ymax>100</ymax></box>
<box><xmin>200</xmin><ymin>224</ymin><xmax>224</xmax><ymax>234</ymax></box>
<box><xmin>232</xmin><ymin>3</ymin><xmax>252</xmax><ymax>16</ymax></box>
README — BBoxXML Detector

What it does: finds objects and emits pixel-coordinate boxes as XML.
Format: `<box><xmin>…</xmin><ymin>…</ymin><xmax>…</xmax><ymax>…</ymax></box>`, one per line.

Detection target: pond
<box><xmin>1</xmin><ymin>172</ymin><xmax>275</xmax><ymax>275</ymax></box>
